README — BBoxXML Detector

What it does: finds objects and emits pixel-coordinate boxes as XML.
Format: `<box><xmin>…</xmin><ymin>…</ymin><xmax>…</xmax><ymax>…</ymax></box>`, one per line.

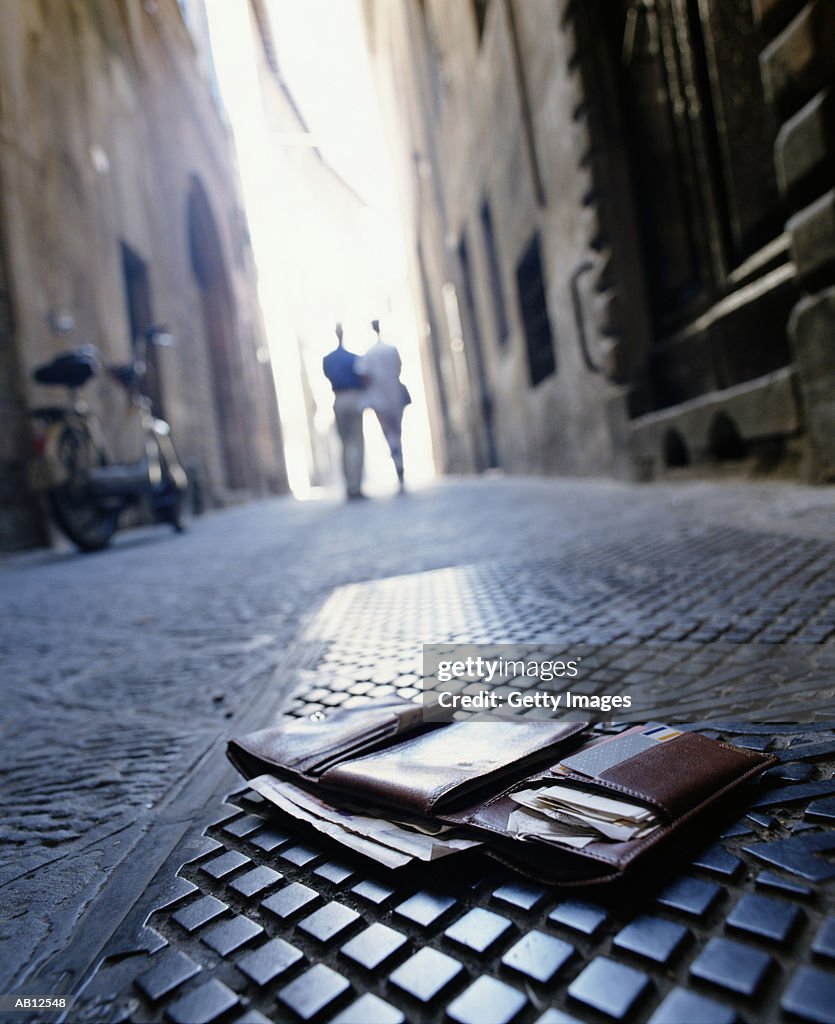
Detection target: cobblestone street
<box><xmin>4</xmin><ymin>476</ymin><xmax>835</xmax><ymax>1020</ymax></box>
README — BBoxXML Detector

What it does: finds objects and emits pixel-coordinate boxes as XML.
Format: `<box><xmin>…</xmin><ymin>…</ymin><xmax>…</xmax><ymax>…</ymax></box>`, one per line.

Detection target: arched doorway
<box><xmin>187</xmin><ymin>177</ymin><xmax>250</xmax><ymax>491</ymax></box>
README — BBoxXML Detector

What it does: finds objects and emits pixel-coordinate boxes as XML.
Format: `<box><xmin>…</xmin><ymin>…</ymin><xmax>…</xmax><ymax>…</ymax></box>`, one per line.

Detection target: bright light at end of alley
<box><xmin>204</xmin><ymin>0</ymin><xmax>435</xmax><ymax>498</ymax></box>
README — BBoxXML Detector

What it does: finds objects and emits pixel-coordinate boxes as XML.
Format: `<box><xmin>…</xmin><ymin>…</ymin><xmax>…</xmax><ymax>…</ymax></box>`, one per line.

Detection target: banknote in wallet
<box><xmin>506</xmin><ymin>807</ymin><xmax>598</xmax><ymax>848</ymax></box>
<box><xmin>510</xmin><ymin>784</ymin><xmax>661</xmax><ymax>843</ymax></box>
<box><xmin>249</xmin><ymin>774</ymin><xmax>481</xmax><ymax>864</ymax></box>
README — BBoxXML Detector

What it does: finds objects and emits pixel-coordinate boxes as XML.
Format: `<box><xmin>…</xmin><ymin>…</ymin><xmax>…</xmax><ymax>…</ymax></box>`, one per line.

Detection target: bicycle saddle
<box><xmin>33</xmin><ymin>347</ymin><xmax>97</xmax><ymax>387</ymax></box>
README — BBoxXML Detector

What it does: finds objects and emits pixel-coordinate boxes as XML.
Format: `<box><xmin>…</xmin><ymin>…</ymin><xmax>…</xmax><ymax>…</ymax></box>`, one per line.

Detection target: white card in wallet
<box><xmin>559</xmin><ymin>723</ymin><xmax>681</xmax><ymax>779</ymax></box>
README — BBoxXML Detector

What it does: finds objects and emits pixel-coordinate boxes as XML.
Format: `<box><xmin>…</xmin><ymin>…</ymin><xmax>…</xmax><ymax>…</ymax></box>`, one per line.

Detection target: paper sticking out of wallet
<box><xmin>510</xmin><ymin>783</ymin><xmax>661</xmax><ymax>844</ymax></box>
<box><xmin>249</xmin><ymin>774</ymin><xmax>481</xmax><ymax>866</ymax></box>
<box><xmin>507</xmin><ymin>807</ymin><xmax>598</xmax><ymax>848</ymax></box>
<box><xmin>506</xmin><ymin>722</ymin><xmax>684</xmax><ymax>847</ymax></box>
<box><xmin>557</xmin><ymin>722</ymin><xmax>682</xmax><ymax>779</ymax></box>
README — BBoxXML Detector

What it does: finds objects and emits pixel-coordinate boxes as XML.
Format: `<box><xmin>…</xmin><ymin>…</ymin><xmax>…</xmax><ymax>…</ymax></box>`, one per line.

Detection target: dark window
<box><xmin>515</xmin><ymin>234</ymin><xmax>555</xmax><ymax>386</ymax></box>
<box><xmin>458</xmin><ymin>234</ymin><xmax>498</xmax><ymax>469</ymax></box>
<box><xmin>121</xmin><ymin>242</ymin><xmax>164</xmax><ymax>416</ymax></box>
<box><xmin>480</xmin><ymin>200</ymin><xmax>508</xmax><ymax>345</ymax></box>
<box><xmin>473</xmin><ymin>0</ymin><xmax>489</xmax><ymax>41</ymax></box>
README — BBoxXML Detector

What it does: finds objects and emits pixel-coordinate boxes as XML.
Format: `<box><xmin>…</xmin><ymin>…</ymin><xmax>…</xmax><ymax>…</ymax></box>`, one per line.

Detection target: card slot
<box><xmin>448</xmin><ymin>780</ymin><xmax>665</xmax><ymax>848</ymax></box>
<box><xmin>596</xmin><ymin>732</ymin><xmax>768</xmax><ymax>819</ymax></box>
<box><xmin>522</xmin><ymin>732</ymin><xmax>770</xmax><ymax>824</ymax></box>
<box><xmin>449</xmin><ymin>733</ymin><xmax>775</xmax><ymax>861</ymax></box>
<box><xmin>541</xmin><ymin>741</ymin><xmax>777</xmax><ymax>875</ymax></box>
<box><xmin>444</xmin><ymin>788</ymin><xmax>661</xmax><ymax>884</ymax></box>
<box><xmin>452</xmin><ymin>749</ymin><xmax>771</xmax><ymax>882</ymax></box>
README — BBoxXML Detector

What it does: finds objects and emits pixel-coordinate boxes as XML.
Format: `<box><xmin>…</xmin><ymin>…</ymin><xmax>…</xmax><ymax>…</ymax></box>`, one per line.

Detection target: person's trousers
<box><xmin>374</xmin><ymin>408</ymin><xmax>405</xmax><ymax>482</ymax></box>
<box><xmin>333</xmin><ymin>390</ymin><xmax>365</xmax><ymax>497</ymax></box>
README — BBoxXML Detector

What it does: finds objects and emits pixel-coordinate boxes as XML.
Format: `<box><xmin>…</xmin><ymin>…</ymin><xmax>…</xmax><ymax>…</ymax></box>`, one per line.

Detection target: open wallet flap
<box><xmin>226</xmin><ymin>699</ymin><xmax>428</xmax><ymax>781</ymax></box>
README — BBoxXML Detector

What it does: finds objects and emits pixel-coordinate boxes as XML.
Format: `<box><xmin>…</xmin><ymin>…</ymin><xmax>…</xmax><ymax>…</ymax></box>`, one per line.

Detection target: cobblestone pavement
<box><xmin>2</xmin><ymin>476</ymin><xmax>835</xmax><ymax>1005</ymax></box>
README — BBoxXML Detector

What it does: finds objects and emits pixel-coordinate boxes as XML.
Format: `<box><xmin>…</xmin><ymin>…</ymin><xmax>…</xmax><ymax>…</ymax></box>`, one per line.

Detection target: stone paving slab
<box><xmin>3</xmin><ymin>477</ymin><xmax>835</xmax><ymax>1015</ymax></box>
<box><xmin>62</xmin><ymin>537</ymin><xmax>835</xmax><ymax>1024</ymax></box>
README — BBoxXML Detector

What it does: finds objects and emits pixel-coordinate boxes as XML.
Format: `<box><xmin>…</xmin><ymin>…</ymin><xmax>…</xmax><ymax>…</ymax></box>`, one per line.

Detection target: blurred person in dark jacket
<box><xmin>323</xmin><ymin>322</ymin><xmax>366</xmax><ymax>500</ymax></box>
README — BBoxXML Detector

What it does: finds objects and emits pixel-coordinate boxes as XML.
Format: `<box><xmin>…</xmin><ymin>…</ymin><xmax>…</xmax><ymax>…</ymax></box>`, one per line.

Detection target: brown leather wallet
<box><xmin>227</xmin><ymin>701</ymin><xmax>777</xmax><ymax>886</ymax></box>
<box><xmin>226</xmin><ymin>699</ymin><xmax>429</xmax><ymax>781</ymax></box>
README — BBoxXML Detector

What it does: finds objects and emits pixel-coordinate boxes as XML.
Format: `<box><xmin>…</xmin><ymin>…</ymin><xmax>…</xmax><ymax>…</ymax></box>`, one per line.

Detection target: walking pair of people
<box><xmin>322</xmin><ymin>320</ymin><xmax>410</xmax><ymax>500</ymax></box>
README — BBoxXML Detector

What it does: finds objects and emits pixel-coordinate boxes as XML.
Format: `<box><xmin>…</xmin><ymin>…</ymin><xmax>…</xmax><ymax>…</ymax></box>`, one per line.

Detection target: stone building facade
<box><xmin>363</xmin><ymin>0</ymin><xmax>835</xmax><ymax>482</ymax></box>
<box><xmin>0</xmin><ymin>0</ymin><xmax>288</xmax><ymax>548</ymax></box>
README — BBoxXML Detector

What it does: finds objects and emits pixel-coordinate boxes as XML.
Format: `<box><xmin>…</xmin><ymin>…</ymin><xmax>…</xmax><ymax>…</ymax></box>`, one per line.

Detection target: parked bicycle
<box><xmin>28</xmin><ymin>325</ymin><xmax>190</xmax><ymax>552</ymax></box>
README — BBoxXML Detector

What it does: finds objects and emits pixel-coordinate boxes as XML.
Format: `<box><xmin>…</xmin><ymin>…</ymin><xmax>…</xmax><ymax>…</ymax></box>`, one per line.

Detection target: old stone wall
<box><xmin>0</xmin><ymin>0</ymin><xmax>287</xmax><ymax>547</ymax></box>
<box><xmin>761</xmin><ymin>0</ymin><xmax>835</xmax><ymax>480</ymax></box>
<box><xmin>367</xmin><ymin>0</ymin><xmax>629</xmax><ymax>478</ymax></box>
<box><xmin>364</xmin><ymin>0</ymin><xmax>835</xmax><ymax>483</ymax></box>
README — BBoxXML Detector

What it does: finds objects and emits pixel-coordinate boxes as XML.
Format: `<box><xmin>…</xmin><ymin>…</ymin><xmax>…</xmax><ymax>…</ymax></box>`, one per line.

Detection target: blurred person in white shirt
<box><xmin>356</xmin><ymin>319</ymin><xmax>411</xmax><ymax>493</ymax></box>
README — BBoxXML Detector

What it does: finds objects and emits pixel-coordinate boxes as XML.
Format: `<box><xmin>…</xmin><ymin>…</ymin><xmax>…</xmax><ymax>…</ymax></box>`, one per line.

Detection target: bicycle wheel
<box><xmin>49</xmin><ymin>421</ymin><xmax>118</xmax><ymax>552</ymax></box>
<box><xmin>150</xmin><ymin>437</ymin><xmax>190</xmax><ymax>533</ymax></box>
